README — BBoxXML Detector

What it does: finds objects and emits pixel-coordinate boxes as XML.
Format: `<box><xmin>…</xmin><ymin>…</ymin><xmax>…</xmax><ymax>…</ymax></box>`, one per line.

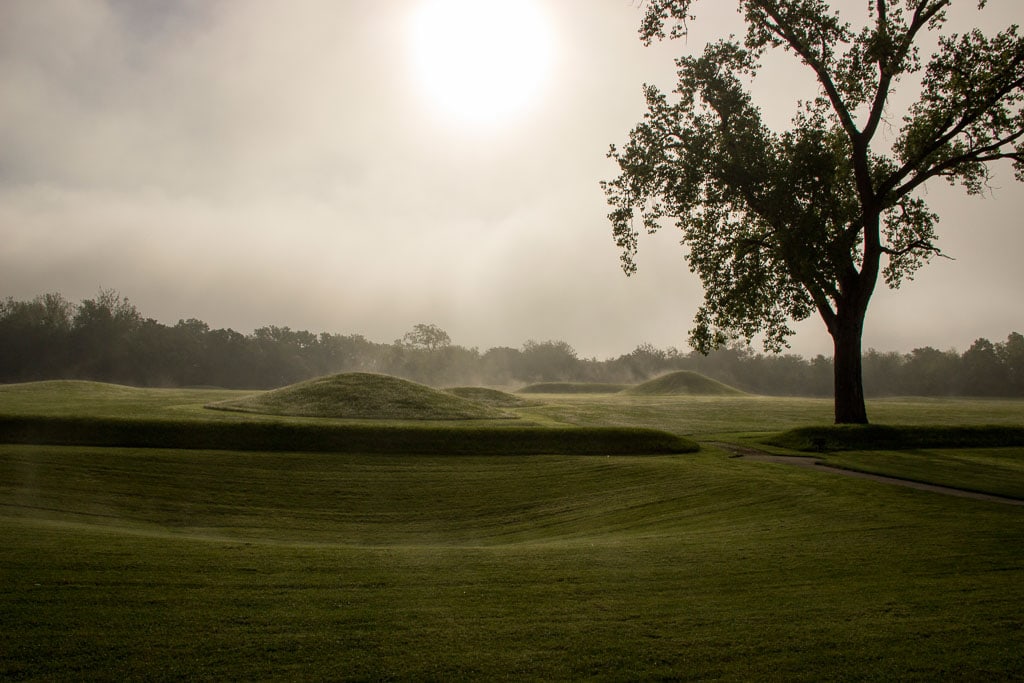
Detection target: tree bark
<box><xmin>831</xmin><ymin>313</ymin><xmax>869</xmax><ymax>424</ymax></box>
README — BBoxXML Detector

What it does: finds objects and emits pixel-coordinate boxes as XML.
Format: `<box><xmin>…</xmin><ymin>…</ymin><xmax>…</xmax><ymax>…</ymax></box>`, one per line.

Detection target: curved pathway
<box><xmin>708</xmin><ymin>442</ymin><xmax>1024</xmax><ymax>507</ymax></box>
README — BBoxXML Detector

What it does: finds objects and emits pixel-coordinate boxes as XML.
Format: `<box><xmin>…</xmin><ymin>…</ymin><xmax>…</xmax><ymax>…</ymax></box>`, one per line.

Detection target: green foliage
<box><xmin>397</xmin><ymin>322</ymin><xmax>451</xmax><ymax>351</ymax></box>
<box><xmin>5</xmin><ymin>293</ymin><xmax>1024</xmax><ymax>398</ymax></box>
<box><xmin>625</xmin><ymin>370</ymin><xmax>745</xmax><ymax>396</ymax></box>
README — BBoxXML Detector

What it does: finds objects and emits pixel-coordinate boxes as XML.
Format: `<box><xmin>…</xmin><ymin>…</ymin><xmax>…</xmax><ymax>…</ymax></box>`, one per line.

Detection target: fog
<box><xmin>2</xmin><ymin>0</ymin><xmax>1022</xmax><ymax>359</ymax></box>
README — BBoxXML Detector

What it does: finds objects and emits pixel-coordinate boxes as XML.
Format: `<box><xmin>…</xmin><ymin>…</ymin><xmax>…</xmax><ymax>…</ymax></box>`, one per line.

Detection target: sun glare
<box><xmin>409</xmin><ymin>0</ymin><xmax>555</xmax><ymax>130</ymax></box>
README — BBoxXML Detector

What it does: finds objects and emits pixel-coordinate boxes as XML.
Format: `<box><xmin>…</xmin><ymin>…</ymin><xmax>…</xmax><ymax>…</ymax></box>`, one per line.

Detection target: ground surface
<box><xmin>1</xmin><ymin>384</ymin><xmax>1022</xmax><ymax>680</ymax></box>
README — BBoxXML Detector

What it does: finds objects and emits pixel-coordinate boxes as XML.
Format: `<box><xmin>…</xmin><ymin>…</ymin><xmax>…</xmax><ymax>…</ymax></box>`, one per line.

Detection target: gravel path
<box><xmin>708</xmin><ymin>442</ymin><xmax>1024</xmax><ymax>507</ymax></box>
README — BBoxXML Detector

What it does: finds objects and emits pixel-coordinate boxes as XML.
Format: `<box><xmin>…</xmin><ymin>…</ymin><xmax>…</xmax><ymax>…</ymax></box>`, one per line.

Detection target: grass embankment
<box><xmin>0</xmin><ymin>380</ymin><xmax>696</xmax><ymax>455</ymax></box>
<box><xmin>0</xmin><ymin>415</ymin><xmax>695</xmax><ymax>455</ymax></box>
<box><xmin>445</xmin><ymin>386</ymin><xmax>535</xmax><ymax>408</ymax></box>
<box><xmin>209</xmin><ymin>372</ymin><xmax>510</xmax><ymax>420</ymax></box>
<box><xmin>1</xmin><ymin>444</ymin><xmax>1022</xmax><ymax>680</ymax></box>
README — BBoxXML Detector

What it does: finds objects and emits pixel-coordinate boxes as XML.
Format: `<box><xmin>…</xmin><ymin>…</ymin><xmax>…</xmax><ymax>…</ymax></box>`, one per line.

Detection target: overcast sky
<box><xmin>2</xmin><ymin>0</ymin><xmax>1021</xmax><ymax>359</ymax></box>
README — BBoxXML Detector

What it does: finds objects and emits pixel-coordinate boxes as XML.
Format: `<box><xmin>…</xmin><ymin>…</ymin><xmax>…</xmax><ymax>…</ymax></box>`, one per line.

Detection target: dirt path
<box><xmin>708</xmin><ymin>442</ymin><xmax>1024</xmax><ymax>507</ymax></box>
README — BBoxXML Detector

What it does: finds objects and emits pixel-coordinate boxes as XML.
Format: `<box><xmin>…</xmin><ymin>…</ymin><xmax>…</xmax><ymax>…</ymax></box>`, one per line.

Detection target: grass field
<box><xmin>1</xmin><ymin>381</ymin><xmax>1023</xmax><ymax>680</ymax></box>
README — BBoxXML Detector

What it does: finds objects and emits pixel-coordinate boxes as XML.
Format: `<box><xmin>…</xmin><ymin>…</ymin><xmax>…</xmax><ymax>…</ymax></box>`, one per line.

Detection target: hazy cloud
<box><xmin>1</xmin><ymin>0</ymin><xmax>1022</xmax><ymax>359</ymax></box>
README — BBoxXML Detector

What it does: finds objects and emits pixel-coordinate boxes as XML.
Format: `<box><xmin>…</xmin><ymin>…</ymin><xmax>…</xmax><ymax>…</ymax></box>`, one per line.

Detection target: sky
<box><xmin>1</xmin><ymin>0</ymin><xmax>1021</xmax><ymax>360</ymax></box>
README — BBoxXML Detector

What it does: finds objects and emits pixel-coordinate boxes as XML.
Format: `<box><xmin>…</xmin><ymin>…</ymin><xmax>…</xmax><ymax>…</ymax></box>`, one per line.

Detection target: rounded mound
<box><xmin>625</xmin><ymin>371</ymin><xmax>744</xmax><ymax>396</ymax></box>
<box><xmin>445</xmin><ymin>387</ymin><xmax>535</xmax><ymax>408</ymax></box>
<box><xmin>207</xmin><ymin>373</ymin><xmax>511</xmax><ymax>420</ymax></box>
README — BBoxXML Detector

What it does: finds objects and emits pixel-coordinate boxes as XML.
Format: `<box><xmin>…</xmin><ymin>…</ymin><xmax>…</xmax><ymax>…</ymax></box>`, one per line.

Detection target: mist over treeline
<box><xmin>3</xmin><ymin>291</ymin><xmax>1023</xmax><ymax>397</ymax></box>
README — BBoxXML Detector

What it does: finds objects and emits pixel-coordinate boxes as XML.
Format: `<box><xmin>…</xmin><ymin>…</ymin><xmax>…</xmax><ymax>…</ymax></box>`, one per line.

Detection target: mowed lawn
<box><xmin>1</xmin><ymin>385</ymin><xmax>1023</xmax><ymax>679</ymax></box>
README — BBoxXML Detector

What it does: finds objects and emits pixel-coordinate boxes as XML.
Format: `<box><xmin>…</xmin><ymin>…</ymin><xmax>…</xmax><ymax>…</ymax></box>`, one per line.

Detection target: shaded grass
<box><xmin>765</xmin><ymin>424</ymin><xmax>1024</xmax><ymax>452</ymax></box>
<box><xmin>625</xmin><ymin>370</ymin><xmax>745</xmax><ymax>396</ymax></box>
<box><xmin>0</xmin><ymin>415</ymin><xmax>697</xmax><ymax>455</ymax></box>
<box><xmin>819</xmin><ymin>448</ymin><xmax>1024</xmax><ymax>500</ymax></box>
<box><xmin>1</xmin><ymin>445</ymin><xmax>1022</xmax><ymax>679</ymax></box>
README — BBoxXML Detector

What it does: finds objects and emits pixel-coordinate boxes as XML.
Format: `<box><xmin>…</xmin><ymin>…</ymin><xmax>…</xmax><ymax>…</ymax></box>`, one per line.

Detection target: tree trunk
<box><xmin>831</xmin><ymin>314</ymin><xmax>868</xmax><ymax>424</ymax></box>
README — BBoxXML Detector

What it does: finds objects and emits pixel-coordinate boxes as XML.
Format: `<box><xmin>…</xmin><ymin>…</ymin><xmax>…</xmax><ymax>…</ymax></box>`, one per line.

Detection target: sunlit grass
<box><xmin>1</xmin><ymin>381</ymin><xmax>1023</xmax><ymax>678</ymax></box>
<box><xmin>1</xmin><ymin>444</ymin><xmax>1022</xmax><ymax>679</ymax></box>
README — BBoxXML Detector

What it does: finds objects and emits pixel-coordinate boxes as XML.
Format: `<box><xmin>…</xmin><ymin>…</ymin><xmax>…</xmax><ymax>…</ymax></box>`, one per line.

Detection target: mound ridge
<box><xmin>208</xmin><ymin>373</ymin><xmax>512</xmax><ymax>420</ymax></box>
<box><xmin>445</xmin><ymin>387</ymin><xmax>535</xmax><ymax>408</ymax></box>
<box><xmin>626</xmin><ymin>371</ymin><xmax>744</xmax><ymax>396</ymax></box>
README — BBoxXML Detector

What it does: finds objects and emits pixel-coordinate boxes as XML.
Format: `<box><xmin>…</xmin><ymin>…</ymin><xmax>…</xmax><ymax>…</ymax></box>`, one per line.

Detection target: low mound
<box><xmin>445</xmin><ymin>387</ymin><xmax>535</xmax><ymax>408</ymax></box>
<box><xmin>625</xmin><ymin>371</ymin><xmax>744</xmax><ymax>396</ymax></box>
<box><xmin>518</xmin><ymin>382</ymin><xmax>628</xmax><ymax>394</ymax></box>
<box><xmin>207</xmin><ymin>373</ymin><xmax>510</xmax><ymax>420</ymax></box>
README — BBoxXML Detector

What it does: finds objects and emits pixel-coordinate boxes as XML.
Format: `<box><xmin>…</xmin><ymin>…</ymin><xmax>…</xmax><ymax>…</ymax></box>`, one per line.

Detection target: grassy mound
<box><xmin>207</xmin><ymin>373</ymin><xmax>510</xmax><ymax>420</ymax></box>
<box><xmin>518</xmin><ymin>382</ymin><xmax>628</xmax><ymax>394</ymax></box>
<box><xmin>445</xmin><ymin>387</ymin><xmax>535</xmax><ymax>408</ymax></box>
<box><xmin>765</xmin><ymin>424</ymin><xmax>1024</xmax><ymax>452</ymax></box>
<box><xmin>625</xmin><ymin>371</ymin><xmax>744</xmax><ymax>396</ymax></box>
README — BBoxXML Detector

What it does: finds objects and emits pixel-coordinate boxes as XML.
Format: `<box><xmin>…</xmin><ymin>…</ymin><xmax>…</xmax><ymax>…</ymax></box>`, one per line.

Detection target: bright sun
<box><xmin>408</xmin><ymin>0</ymin><xmax>555</xmax><ymax>130</ymax></box>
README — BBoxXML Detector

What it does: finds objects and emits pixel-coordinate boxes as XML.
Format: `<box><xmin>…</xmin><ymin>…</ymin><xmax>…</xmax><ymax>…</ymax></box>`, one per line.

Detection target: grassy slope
<box><xmin>2</xmin><ymin>444</ymin><xmax>1023</xmax><ymax>680</ymax></box>
<box><xmin>445</xmin><ymin>386</ymin><xmax>536</xmax><ymax>408</ymax></box>
<box><xmin>209</xmin><ymin>372</ymin><xmax>510</xmax><ymax>420</ymax></box>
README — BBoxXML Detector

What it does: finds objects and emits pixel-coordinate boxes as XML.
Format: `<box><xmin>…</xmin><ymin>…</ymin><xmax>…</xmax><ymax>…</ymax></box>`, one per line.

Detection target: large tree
<box><xmin>603</xmin><ymin>0</ymin><xmax>1024</xmax><ymax>423</ymax></box>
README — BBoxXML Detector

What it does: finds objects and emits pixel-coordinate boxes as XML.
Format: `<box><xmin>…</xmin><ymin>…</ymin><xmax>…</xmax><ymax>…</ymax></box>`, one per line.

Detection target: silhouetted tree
<box><xmin>399</xmin><ymin>323</ymin><xmax>451</xmax><ymax>352</ymax></box>
<box><xmin>959</xmin><ymin>338</ymin><xmax>1003</xmax><ymax>395</ymax></box>
<box><xmin>604</xmin><ymin>0</ymin><xmax>1024</xmax><ymax>423</ymax></box>
<box><xmin>0</xmin><ymin>293</ymin><xmax>73</xmax><ymax>381</ymax></box>
<box><xmin>70</xmin><ymin>290</ymin><xmax>143</xmax><ymax>383</ymax></box>
<box><xmin>516</xmin><ymin>340</ymin><xmax>580</xmax><ymax>383</ymax></box>
<box><xmin>998</xmin><ymin>332</ymin><xmax>1024</xmax><ymax>395</ymax></box>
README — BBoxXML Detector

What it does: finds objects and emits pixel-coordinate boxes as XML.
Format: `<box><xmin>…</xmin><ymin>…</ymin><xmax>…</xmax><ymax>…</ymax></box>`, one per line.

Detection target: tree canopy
<box><xmin>603</xmin><ymin>0</ymin><xmax>1024</xmax><ymax>422</ymax></box>
<box><xmin>3</xmin><ymin>292</ymin><xmax>1024</xmax><ymax>396</ymax></box>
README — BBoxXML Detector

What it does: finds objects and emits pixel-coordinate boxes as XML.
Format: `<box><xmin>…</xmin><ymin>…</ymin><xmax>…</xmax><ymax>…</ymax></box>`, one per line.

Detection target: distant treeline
<box><xmin>3</xmin><ymin>291</ymin><xmax>1024</xmax><ymax>397</ymax></box>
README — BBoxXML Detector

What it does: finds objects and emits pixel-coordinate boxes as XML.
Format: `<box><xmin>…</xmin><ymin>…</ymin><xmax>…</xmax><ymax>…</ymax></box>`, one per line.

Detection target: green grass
<box><xmin>514</xmin><ymin>393</ymin><xmax>1024</xmax><ymax>436</ymax></box>
<box><xmin>0</xmin><ymin>414</ymin><xmax>695</xmax><ymax>455</ymax></box>
<box><xmin>518</xmin><ymin>382</ymin><xmax>629</xmax><ymax>394</ymax></box>
<box><xmin>625</xmin><ymin>370</ymin><xmax>745</xmax><ymax>396</ymax></box>
<box><xmin>1</xmin><ymin>382</ymin><xmax>1024</xmax><ymax>679</ymax></box>
<box><xmin>445</xmin><ymin>386</ymin><xmax>536</xmax><ymax>408</ymax></box>
<box><xmin>820</xmin><ymin>448</ymin><xmax>1024</xmax><ymax>500</ymax></box>
<box><xmin>765</xmin><ymin>424</ymin><xmax>1024</xmax><ymax>452</ymax></box>
<box><xmin>1</xmin><ymin>444</ymin><xmax>1022</xmax><ymax>680</ymax></box>
<box><xmin>209</xmin><ymin>372</ymin><xmax>511</xmax><ymax>420</ymax></box>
